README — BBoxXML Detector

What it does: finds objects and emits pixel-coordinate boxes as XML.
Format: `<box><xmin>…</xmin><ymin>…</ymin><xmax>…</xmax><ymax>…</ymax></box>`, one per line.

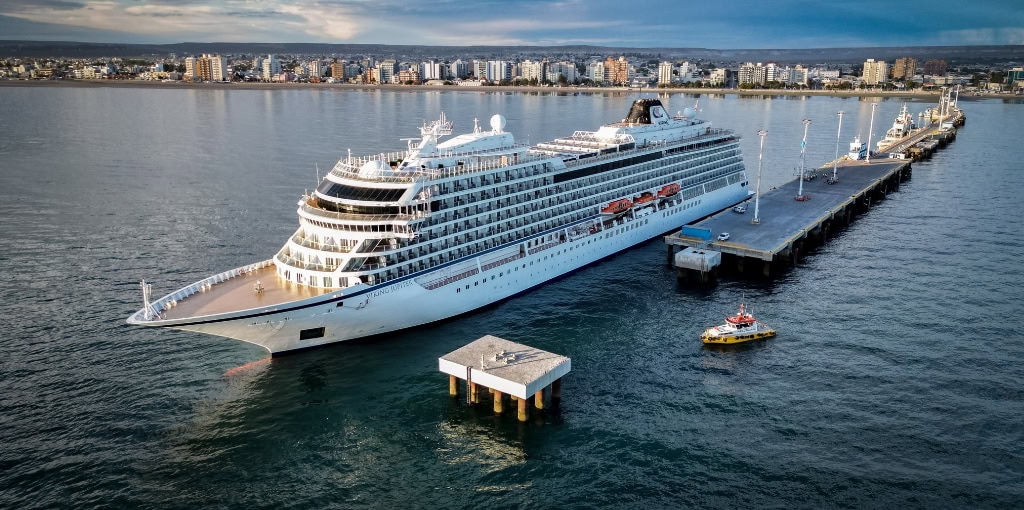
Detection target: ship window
<box><xmin>457</xmin><ymin>288</ymin><xmax>460</xmax><ymax>293</ymax></box>
<box><xmin>317</xmin><ymin>181</ymin><xmax>406</xmax><ymax>202</ymax></box>
<box><xmin>336</xmin><ymin>302</ymin><xmax>344</xmax><ymax>307</ymax></box>
<box><xmin>299</xmin><ymin>327</ymin><xmax>325</xmax><ymax>341</ymax></box>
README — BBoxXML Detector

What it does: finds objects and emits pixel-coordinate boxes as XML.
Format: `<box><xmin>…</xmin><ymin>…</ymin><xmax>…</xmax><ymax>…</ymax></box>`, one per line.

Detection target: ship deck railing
<box><xmin>276</xmin><ymin>252</ymin><xmax>336</xmax><ymax>273</ymax></box>
<box><xmin>298</xmin><ymin>200</ymin><xmax>427</xmax><ymax>229</ymax></box>
<box><xmin>419</xmin><ymin>267</ymin><xmax>480</xmax><ymax>290</ymax></box>
<box><xmin>328</xmin><ymin>143</ymin><xmax>544</xmax><ymax>183</ymax></box>
<box><xmin>480</xmin><ymin>252</ymin><xmax>524</xmax><ymax>272</ymax></box>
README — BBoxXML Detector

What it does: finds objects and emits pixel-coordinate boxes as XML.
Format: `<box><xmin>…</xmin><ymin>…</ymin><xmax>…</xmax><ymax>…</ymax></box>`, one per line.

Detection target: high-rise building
<box><xmin>862</xmin><ymin>59</ymin><xmax>888</xmax><ymax>85</ymax></box>
<box><xmin>547</xmin><ymin>61</ymin><xmax>578</xmax><ymax>83</ymax></box>
<box><xmin>923</xmin><ymin>59</ymin><xmax>947</xmax><ymax>76</ymax></box>
<box><xmin>787</xmin><ymin>65</ymin><xmax>809</xmax><ymax>86</ymax></box>
<box><xmin>262</xmin><ymin>55</ymin><xmax>281</xmax><ymax>80</ymax></box>
<box><xmin>308</xmin><ymin>60</ymin><xmax>322</xmax><ymax>78</ymax></box>
<box><xmin>471</xmin><ymin>60</ymin><xmax>487</xmax><ymax>79</ymax></box>
<box><xmin>892</xmin><ymin>57</ymin><xmax>917</xmax><ymax>80</ymax></box>
<box><xmin>209</xmin><ymin>55</ymin><xmax>227</xmax><ymax>81</ymax></box>
<box><xmin>344</xmin><ymin>63</ymin><xmax>361</xmax><ymax>80</ymax></box>
<box><xmin>658</xmin><ymin>62</ymin><xmax>674</xmax><ymax>85</ymax></box>
<box><xmin>421</xmin><ymin>61</ymin><xmax>444</xmax><ymax>81</ymax></box>
<box><xmin>604</xmin><ymin>56</ymin><xmax>630</xmax><ymax>85</ymax></box>
<box><xmin>738</xmin><ymin>62</ymin><xmax>767</xmax><ymax>85</ymax></box>
<box><xmin>1008</xmin><ymin>67</ymin><xmax>1024</xmax><ymax>88</ymax></box>
<box><xmin>397</xmin><ymin>69</ymin><xmax>421</xmax><ymax>84</ymax></box>
<box><xmin>708</xmin><ymin>68</ymin><xmax>727</xmax><ymax>86</ymax></box>
<box><xmin>450</xmin><ymin>60</ymin><xmax>470</xmax><ymax>79</ymax></box>
<box><xmin>519</xmin><ymin>60</ymin><xmax>546</xmax><ymax>82</ymax></box>
<box><xmin>587</xmin><ymin>61</ymin><xmax>606</xmax><ymax>83</ymax></box>
<box><xmin>330</xmin><ymin>61</ymin><xmax>345</xmax><ymax>80</ymax></box>
<box><xmin>378</xmin><ymin>60</ymin><xmax>398</xmax><ymax>84</ymax></box>
<box><xmin>486</xmin><ymin>60</ymin><xmax>511</xmax><ymax>82</ymax></box>
<box><xmin>184</xmin><ymin>54</ymin><xmax>226</xmax><ymax>81</ymax></box>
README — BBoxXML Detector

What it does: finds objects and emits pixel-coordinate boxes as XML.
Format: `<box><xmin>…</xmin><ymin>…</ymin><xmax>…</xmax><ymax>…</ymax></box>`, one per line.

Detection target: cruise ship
<box><xmin>127</xmin><ymin>99</ymin><xmax>751</xmax><ymax>354</ymax></box>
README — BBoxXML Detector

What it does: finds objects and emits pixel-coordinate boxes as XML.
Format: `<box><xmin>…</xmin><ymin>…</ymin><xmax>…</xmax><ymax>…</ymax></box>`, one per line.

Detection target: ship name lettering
<box><xmin>369</xmin><ymin>280</ymin><xmax>412</xmax><ymax>298</ymax></box>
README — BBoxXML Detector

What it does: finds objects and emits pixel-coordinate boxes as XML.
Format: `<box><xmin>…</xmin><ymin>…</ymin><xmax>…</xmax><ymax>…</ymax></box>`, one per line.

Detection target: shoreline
<box><xmin>0</xmin><ymin>78</ymin><xmax>1009</xmax><ymax>100</ymax></box>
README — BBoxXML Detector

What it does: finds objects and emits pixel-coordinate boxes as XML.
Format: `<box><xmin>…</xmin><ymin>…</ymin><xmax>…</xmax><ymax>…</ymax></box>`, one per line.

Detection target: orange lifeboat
<box><xmin>601</xmin><ymin>198</ymin><xmax>633</xmax><ymax>215</ymax></box>
<box><xmin>634</xmin><ymin>191</ymin><xmax>657</xmax><ymax>206</ymax></box>
<box><xmin>657</xmin><ymin>183</ymin><xmax>681</xmax><ymax>198</ymax></box>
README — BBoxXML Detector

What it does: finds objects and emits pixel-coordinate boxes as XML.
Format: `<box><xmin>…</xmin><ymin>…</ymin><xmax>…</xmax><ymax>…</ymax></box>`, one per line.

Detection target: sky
<box><xmin>1</xmin><ymin>0</ymin><xmax>1022</xmax><ymax>49</ymax></box>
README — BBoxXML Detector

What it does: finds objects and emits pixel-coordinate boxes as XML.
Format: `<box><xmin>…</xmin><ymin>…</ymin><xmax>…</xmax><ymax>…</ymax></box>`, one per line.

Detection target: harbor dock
<box><xmin>666</xmin><ymin>106</ymin><xmax>963</xmax><ymax>280</ymax></box>
<box><xmin>439</xmin><ymin>335</ymin><xmax>570</xmax><ymax>422</ymax></box>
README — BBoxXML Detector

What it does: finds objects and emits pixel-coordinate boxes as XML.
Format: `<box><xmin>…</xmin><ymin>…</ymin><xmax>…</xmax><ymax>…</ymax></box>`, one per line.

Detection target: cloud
<box><xmin>2</xmin><ymin>0</ymin><xmax>321</xmax><ymax>42</ymax></box>
<box><xmin>938</xmin><ymin>27</ymin><xmax>1024</xmax><ymax>46</ymax></box>
<box><xmin>0</xmin><ymin>0</ymin><xmax>1019</xmax><ymax>47</ymax></box>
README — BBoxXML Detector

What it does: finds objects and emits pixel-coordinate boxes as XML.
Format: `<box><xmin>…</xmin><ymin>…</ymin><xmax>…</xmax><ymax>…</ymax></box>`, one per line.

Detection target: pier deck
<box><xmin>664</xmin><ymin>115</ymin><xmax>960</xmax><ymax>277</ymax></box>
<box><xmin>667</xmin><ymin>158</ymin><xmax>910</xmax><ymax>263</ymax></box>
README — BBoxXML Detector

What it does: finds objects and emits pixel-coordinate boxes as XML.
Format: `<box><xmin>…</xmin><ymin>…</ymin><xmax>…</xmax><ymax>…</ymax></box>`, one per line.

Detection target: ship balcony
<box><xmin>289</xmin><ymin>234</ymin><xmax>353</xmax><ymax>253</ymax></box>
<box><xmin>276</xmin><ymin>252</ymin><xmax>338</xmax><ymax>273</ymax></box>
<box><xmin>297</xmin><ymin>202</ymin><xmax>424</xmax><ymax>239</ymax></box>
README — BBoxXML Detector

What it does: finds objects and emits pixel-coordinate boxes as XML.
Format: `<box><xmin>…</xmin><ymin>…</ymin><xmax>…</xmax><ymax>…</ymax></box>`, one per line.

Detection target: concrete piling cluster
<box><xmin>439</xmin><ymin>335</ymin><xmax>571</xmax><ymax>423</ymax></box>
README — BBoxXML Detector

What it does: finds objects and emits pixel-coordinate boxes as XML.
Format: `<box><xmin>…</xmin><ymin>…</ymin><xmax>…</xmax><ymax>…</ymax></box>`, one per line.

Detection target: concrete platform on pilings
<box><xmin>439</xmin><ymin>335</ymin><xmax>571</xmax><ymax>422</ymax></box>
<box><xmin>664</xmin><ymin>158</ymin><xmax>912</xmax><ymax>278</ymax></box>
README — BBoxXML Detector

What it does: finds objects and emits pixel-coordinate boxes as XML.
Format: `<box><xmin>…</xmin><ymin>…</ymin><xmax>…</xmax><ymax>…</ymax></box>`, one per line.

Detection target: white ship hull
<box><xmin>148</xmin><ymin>185</ymin><xmax>744</xmax><ymax>354</ymax></box>
<box><xmin>129</xmin><ymin>98</ymin><xmax>750</xmax><ymax>355</ymax></box>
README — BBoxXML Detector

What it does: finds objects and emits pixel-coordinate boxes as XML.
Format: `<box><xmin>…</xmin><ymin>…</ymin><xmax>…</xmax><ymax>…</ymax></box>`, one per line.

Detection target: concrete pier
<box><xmin>439</xmin><ymin>335</ymin><xmax>571</xmax><ymax>422</ymax></box>
<box><xmin>665</xmin><ymin>109</ymin><xmax>961</xmax><ymax>279</ymax></box>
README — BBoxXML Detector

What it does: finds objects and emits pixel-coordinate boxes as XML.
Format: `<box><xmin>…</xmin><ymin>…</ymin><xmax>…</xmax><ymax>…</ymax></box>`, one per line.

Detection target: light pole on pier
<box><xmin>833</xmin><ymin>111</ymin><xmax>844</xmax><ymax>183</ymax></box>
<box><xmin>866</xmin><ymin>103</ymin><xmax>878</xmax><ymax>163</ymax></box>
<box><xmin>752</xmin><ymin>129</ymin><xmax>767</xmax><ymax>225</ymax></box>
<box><xmin>796</xmin><ymin>119</ymin><xmax>811</xmax><ymax>201</ymax></box>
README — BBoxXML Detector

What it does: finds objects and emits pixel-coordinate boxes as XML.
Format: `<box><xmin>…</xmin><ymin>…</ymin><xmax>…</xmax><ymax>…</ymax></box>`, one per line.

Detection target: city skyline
<box><xmin>1</xmin><ymin>0</ymin><xmax>1022</xmax><ymax>49</ymax></box>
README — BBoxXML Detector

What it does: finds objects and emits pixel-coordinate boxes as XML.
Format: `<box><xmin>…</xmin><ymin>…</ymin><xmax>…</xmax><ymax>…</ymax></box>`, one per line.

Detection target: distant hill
<box><xmin>2</xmin><ymin>40</ymin><xmax>1022</xmax><ymax>64</ymax></box>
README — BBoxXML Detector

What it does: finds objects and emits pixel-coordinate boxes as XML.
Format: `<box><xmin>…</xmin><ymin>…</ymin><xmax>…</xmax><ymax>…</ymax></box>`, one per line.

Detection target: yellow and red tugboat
<box><xmin>701</xmin><ymin>303</ymin><xmax>776</xmax><ymax>345</ymax></box>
